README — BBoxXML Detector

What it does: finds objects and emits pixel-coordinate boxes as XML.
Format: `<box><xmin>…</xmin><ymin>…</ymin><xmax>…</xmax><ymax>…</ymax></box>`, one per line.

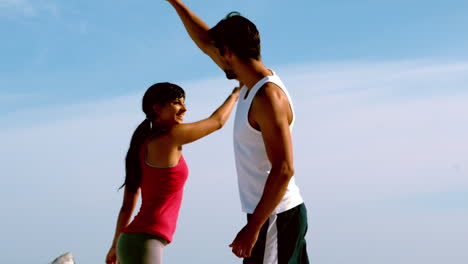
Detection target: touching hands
<box><xmin>232</xmin><ymin>85</ymin><xmax>241</xmax><ymax>96</ymax></box>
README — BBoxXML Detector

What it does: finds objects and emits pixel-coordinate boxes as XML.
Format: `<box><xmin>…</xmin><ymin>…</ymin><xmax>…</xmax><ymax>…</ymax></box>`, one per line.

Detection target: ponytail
<box><xmin>120</xmin><ymin>119</ymin><xmax>152</xmax><ymax>192</ymax></box>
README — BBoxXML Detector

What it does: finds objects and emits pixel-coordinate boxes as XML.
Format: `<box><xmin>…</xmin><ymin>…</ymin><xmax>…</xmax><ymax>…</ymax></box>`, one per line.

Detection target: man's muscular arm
<box><xmin>229</xmin><ymin>83</ymin><xmax>295</xmax><ymax>258</ymax></box>
<box><xmin>165</xmin><ymin>0</ymin><xmax>225</xmax><ymax>69</ymax></box>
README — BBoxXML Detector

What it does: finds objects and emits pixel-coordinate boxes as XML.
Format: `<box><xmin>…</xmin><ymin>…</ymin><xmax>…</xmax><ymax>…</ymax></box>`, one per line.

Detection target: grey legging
<box><xmin>117</xmin><ymin>233</ymin><xmax>166</xmax><ymax>264</ymax></box>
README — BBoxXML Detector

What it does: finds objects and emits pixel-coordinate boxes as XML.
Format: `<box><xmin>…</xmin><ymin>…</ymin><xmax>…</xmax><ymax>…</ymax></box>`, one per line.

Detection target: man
<box><xmin>165</xmin><ymin>1</ymin><xmax>309</xmax><ymax>263</ymax></box>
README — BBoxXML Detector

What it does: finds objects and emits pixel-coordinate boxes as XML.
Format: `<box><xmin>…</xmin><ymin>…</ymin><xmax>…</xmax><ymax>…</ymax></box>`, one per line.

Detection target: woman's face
<box><xmin>155</xmin><ymin>97</ymin><xmax>187</xmax><ymax>126</ymax></box>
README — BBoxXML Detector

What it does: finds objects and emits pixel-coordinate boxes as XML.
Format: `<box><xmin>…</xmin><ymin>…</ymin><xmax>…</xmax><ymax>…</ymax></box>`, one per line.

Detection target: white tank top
<box><xmin>233</xmin><ymin>72</ymin><xmax>303</xmax><ymax>214</ymax></box>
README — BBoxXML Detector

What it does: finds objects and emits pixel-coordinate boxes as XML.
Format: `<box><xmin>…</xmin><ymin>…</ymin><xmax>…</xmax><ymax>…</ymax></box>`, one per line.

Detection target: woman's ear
<box><xmin>152</xmin><ymin>104</ymin><xmax>161</xmax><ymax>115</ymax></box>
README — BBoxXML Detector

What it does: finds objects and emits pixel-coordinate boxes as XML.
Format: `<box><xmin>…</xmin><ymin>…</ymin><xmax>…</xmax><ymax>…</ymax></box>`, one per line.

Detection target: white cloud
<box><xmin>0</xmin><ymin>60</ymin><xmax>467</xmax><ymax>263</ymax></box>
<box><xmin>278</xmin><ymin>60</ymin><xmax>468</xmax><ymax>100</ymax></box>
<box><xmin>0</xmin><ymin>0</ymin><xmax>59</xmax><ymax>17</ymax></box>
<box><xmin>0</xmin><ymin>0</ymin><xmax>35</xmax><ymax>16</ymax></box>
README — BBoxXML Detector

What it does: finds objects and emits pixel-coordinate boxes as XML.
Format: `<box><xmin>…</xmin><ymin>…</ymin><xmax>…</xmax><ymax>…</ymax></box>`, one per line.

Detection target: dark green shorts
<box><xmin>244</xmin><ymin>203</ymin><xmax>309</xmax><ymax>264</ymax></box>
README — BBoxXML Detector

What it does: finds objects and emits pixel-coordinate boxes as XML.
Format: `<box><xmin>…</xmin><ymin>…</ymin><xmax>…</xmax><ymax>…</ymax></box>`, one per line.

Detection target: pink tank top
<box><xmin>122</xmin><ymin>142</ymin><xmax>189</xmax><ymax>243</ymax></box>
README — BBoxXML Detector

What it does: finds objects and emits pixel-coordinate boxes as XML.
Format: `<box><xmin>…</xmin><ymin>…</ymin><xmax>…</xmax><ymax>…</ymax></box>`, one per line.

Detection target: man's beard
<box><xmin>224</xmin><ymin>69</ymin><xmax>237</xmax><ymax>80</ymax></box>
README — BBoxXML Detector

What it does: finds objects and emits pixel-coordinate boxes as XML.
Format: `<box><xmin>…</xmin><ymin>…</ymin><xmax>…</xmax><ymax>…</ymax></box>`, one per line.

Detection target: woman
<box><xmin>105</xmin><ymin>82</ymin><xmax>240</xmax><ymax>264</ymax></box>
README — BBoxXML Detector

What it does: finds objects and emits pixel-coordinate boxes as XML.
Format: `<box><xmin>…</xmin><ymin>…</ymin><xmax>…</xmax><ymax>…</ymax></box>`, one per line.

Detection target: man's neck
<box><xmin>236</xmin><ymin>59</ymin><xmax>272</xmax><ymax>89</ymax></box>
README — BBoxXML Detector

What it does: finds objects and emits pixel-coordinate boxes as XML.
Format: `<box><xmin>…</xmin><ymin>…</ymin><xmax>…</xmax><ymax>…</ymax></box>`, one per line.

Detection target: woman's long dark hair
<box><xmin>120</xmin><ymin>82</ymin><xmax>185</xmax><ymax>192</ymax></box>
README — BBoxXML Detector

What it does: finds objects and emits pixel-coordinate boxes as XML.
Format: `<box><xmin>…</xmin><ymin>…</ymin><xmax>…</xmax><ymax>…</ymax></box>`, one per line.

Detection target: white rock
<box><xmin>51</xmin><ymin>252</ymin><xmax>75</xmax><ymax>264</ymax></box>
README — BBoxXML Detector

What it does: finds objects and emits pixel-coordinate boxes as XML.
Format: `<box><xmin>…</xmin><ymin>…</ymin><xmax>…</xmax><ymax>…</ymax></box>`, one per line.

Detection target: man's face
<box><xmin>216</xmin><ymin>44</ymin><xmax>238</xmax><ymax>80</ymax></box>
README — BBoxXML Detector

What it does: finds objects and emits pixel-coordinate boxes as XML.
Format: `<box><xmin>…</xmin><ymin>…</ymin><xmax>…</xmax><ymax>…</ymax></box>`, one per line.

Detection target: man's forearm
<box><xmin>248</xmin><ymin>164</ymin><xmax>294</xmax><ymax>230</ymax></box>
<box><xmin>167</xmin><ymin>0</ymin><xmax>213</xmax><ymax>53</ymax></box>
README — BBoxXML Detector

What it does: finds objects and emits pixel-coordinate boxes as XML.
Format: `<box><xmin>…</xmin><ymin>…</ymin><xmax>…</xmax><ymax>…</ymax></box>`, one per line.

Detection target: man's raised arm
<box><xmin>166</xmin><ymin>0</ymin><xmax>224</xmax><ymax>69</ymax></box>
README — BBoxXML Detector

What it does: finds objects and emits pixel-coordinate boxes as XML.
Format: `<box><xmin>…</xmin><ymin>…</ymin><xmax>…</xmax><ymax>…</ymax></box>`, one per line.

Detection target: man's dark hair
<box><xmin>208</xmin><ymin>12</ymin><xmax>261</xmax><ymax>61</ymax></box>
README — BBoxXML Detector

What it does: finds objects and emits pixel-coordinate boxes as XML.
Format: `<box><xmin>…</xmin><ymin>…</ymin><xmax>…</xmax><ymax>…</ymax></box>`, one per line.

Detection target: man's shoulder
<box><xmin>255</xmin><ymin>81</ymin><xmax>286</xmax><ymax>102</ymax></box>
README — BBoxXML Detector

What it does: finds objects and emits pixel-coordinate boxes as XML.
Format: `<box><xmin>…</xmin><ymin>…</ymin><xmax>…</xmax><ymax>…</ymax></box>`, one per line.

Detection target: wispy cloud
<box><xmin>0</xmin><ymin>0</ymin><xmax>35</xmax><ymax>16</ymax></box>
<box><xmin>0</xmin><ymin>0</ymin><xmax>59</xmax><ymax>17</ymax></box>
<box><xmin>279</xmin><ymin>60</ymin><xmax>468</xmax><ymax>100</ymax></box>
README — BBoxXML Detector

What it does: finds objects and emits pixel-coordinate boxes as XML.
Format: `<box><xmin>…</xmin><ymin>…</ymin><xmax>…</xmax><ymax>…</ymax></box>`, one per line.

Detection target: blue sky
<box><xmin>2</xmin><ymin>0</ymin><xmax>468</xmax><ymax>113</ymax></box>
<box><xmin>1</xmin><ymin>0</ymin><xmax>467</xmax><ymax>263</ymax></box>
